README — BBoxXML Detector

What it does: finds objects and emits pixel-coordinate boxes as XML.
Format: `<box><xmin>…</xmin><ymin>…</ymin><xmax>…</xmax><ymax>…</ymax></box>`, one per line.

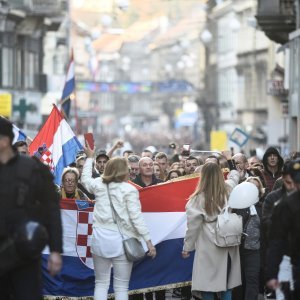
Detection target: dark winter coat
<box><xmin>266</xmin><ymin>190</ymin><xmax>300</xmax><ymax>281</ymax></box>
<box><xmin>0</xmin><ymin>154</ymin><xmax>62</xmax><ymax>253</ymax></box>
<box><xmin>261</xmin><ymin>147</ymin><xmax>284</xmax><ymax>194</ymax></box>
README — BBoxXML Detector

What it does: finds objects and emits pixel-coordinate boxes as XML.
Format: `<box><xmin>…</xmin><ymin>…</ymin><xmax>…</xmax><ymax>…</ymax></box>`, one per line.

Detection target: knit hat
<box><xmin>0</xmin><ymin>117</ymin><xmax>14</xmax><ymax>142</ymax></box>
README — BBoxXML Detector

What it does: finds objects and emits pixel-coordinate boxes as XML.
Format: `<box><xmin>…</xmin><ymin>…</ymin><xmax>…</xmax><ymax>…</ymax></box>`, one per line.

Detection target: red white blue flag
<box><xmin>60</xmin><ymin>50</ymin><xmax>75</xmax><ymax>118</ymax></box>
<box><xmin>29</xmin><ymin>105</ymin><xmax>82</xmax><ymax>185</ymax></box>
<box><xmin>41</xmin><ymin>176</ymin><xmax>200</xmax><ymax>298</ymax></box>
<box><xmin>12</xmin><ymin>124</ymin><xmax>27</xmax><ymax>144</ymax></box>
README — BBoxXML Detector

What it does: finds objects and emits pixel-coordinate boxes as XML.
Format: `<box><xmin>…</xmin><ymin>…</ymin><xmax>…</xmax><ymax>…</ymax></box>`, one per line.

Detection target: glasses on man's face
<box><xmin>64</xmin><ymin>179</ymin><xmax>76</xmax><ymax>184</ymax></box>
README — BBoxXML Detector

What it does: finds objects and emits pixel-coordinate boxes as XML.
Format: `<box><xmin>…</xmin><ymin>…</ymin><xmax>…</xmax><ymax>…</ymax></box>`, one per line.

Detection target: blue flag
<box><xmin>60</xmin><ymin>51</ymin><xmax>75</xmax><ymax>118</ymax></box>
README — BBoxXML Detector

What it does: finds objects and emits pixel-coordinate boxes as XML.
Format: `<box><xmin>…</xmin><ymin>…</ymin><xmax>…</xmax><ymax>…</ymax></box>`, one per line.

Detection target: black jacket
<box><xmin>0</xmin><ymin>154</ymin><xmax>63</xmax><ymax>253</ymax></box>
<box><xmin>266</xmin><ymin>190</ymin><xmax>300</xmax><ymax>281</ymax></box>
<box><xmin>133</xmin><ymin>174</ymin><xmax>163</xmax><ymax>187</ymax></box>
<box><xmin>262</xmin><ymin>187</ymin><xmax>284</xmax><ymax>242</ymax></box>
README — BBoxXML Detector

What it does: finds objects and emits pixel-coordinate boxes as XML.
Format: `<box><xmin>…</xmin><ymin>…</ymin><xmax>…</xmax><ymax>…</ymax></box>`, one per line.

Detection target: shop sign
<box><xmin>0</xmin><ymin>93</ymin><xmax>12</xmax><ymax>117</ymax></box>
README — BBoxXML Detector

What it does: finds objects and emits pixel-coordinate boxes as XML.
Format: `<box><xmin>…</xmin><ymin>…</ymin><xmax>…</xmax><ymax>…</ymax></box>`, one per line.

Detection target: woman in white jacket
<box><xmin>182</xmin><ymin>161</ymin><xmax>241</xmax><ymax>300</ymax></box>
<box><xmin>82</xmin><ymin>145</ymin><xmax>156</xmax><ymax>300</ymax></box>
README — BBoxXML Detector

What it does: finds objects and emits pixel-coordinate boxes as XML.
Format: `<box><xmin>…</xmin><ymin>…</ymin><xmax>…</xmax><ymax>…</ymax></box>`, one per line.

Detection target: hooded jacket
<box><xmin>261</xmin><ymin>147</ymin><xmax>284</xmax><ymax>194</ymax></box>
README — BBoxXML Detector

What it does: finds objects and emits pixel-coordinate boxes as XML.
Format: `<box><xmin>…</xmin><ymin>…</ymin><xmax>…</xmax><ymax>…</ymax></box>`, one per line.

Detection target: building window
<box><xmin>100</xmin><ymin>93</ymin><xmax>114</xmax><ymax>111</ymax></box>
<box><xmin>132</xmin><ymin>97</ymin><xmax>151</xmax><ymax>114</ymax></box>
<box><xmin>256</xmin><ymin>64</ymin><xmax>267</xmax><ymax>107</ymax></box>
<box><xmin>1</xmin><ymin>47</ymin><xmax>14</xmax><ymax>87</ymax></box>
<box><xmin>244</xmin><ymin>70</ymin><xmax>252</xmax><ymax>108</ymax></box>
<box><xmin>24</xmin><ymin>51</ymin><xmax>38</xmax><ymax>89</ymax></box>
<box><xmin>16</xmin><ymin>49</ymin><xmax>23</xmax><ymax>88</ymax></box>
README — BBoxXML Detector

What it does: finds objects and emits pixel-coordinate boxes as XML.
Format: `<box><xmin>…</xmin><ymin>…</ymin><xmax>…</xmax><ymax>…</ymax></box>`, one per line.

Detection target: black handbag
<box><xmin>106</xmin><ymin>184</ymin><xmax>145</xmax><ymax>262</ymax></box>
<box><xmin>0</xmin><ymin>221</ymin><xmax>48</xmax><ymax>275</ymax></box>
<box><xmin>0</xmin><ymin>237</ymin><xmax>23</xmax><ymax>276</ymax></box>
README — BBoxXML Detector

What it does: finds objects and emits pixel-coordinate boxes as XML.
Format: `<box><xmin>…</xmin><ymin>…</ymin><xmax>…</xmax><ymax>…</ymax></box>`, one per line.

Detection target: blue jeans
<box><xmin>201</xmin><ymin>290</ymin><xmax>232</xmax><ymax>300</ymax></box>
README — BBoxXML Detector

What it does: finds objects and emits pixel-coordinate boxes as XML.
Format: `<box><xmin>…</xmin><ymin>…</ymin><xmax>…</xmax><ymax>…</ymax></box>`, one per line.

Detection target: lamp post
<box><xmin>198</xmin><ymin>25</ymin><xmax>219</xmax><ymax>149</ymax></box>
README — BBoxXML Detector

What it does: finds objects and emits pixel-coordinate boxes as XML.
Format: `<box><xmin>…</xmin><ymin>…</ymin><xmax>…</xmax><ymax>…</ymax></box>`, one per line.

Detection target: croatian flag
<box><xmin>41</xmin><ymin>177</ymin><xmax>200</xmax><ymax>298</ymax></box>
<box><xmin>60</xmin><ymin>50</ymin><xmax>75</xmax><ymax>118</ymax></box>
<box><xmin>29</xmin><ymin>105</ymin><xmax>82</xmax><ymax>185</ymax></box>
<box><xmin>12</xmin><ymin>124</ymin><xmax>27</xmax><ymax>144</ymax></box>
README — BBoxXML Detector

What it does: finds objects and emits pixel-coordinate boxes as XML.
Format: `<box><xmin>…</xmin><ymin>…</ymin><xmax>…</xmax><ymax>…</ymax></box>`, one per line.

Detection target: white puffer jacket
<box><xmin>81</xmin><ymin>158</ymin><xmax>150</xmax><ymax>242</ymax></box>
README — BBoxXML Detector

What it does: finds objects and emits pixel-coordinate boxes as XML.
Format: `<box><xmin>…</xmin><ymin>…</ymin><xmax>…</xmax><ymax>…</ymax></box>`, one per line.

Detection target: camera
<box><xmin>181</xmin><ymin>144</ymin><xmax>191</xmax><ymax>156</ymax></box>
<box><xmin>169</xmin><ymin>142</ymin><xmax>176</xmax><ymax>149</ymax></box>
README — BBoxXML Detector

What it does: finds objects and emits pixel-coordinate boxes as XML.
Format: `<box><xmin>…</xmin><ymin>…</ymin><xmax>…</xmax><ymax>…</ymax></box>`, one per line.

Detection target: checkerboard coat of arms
<box><xmin>33</xmin><ymin>143</ymin><xmax>55</xmax><ymax>172</ymax></box>
<box><xmin>75</xmin><ymin>203</ymin><xmax>94</xmax><ymax>269</ymax></box>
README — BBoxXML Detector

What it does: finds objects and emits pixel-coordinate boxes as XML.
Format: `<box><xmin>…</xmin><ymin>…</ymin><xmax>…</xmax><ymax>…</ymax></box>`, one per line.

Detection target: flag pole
<box><xmin>73</xmin><ymin>89</ymin><xmax>79</xmax><ymax>136</ymax></box>
<box><xmin>71</xmin><ymin>49</ymin><xmax>79</xmax><ymax>135</ymax></box>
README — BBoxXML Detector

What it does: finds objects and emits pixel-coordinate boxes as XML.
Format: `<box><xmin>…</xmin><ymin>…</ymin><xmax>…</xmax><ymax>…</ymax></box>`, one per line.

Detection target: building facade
<box><xmin>68</xmin><ymin>0</ymin><xmax>207</xmax><ymax>150</ymax></box>
<box><xmin>206</xmin><ymin>0</ymin><xmax>286</xmax><ymax>154</ymax></box>
<box><xmin>0</xmin><ymin>0</ymin><xmax>65</xmax><ymax>135</ymax></box>
<box><xmin>257</xmin><ymin>0</ymin><xmax>300</xmax><ymax>152</ymax></box>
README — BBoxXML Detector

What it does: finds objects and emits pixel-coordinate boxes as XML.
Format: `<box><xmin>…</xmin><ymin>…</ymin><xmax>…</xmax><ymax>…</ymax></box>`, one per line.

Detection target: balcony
<box><xmin>9</xmin><ymin>0</ymin><xmax>63</xmax><ymax>15</ymax></box>
<box><xmin>256</xmin><ymin>0</ymin><xmax>296</xmax><ymax>44</ymax></box>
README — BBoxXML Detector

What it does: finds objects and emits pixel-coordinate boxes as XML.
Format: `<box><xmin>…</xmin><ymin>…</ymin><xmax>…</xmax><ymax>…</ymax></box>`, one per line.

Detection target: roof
<box><xmin>149</xmin><ymin>10</ymin><xmax>206</xmax><ymax>50</ymax></box>
<box><xmin>92</xmin><ymin>33</ymin><xmax>123</xmax><ymax>52</ymax></box>
<box><xmin>92</xmin><ymin>17</ymin><xmax>160</xmax><ymax>53</ymax></box>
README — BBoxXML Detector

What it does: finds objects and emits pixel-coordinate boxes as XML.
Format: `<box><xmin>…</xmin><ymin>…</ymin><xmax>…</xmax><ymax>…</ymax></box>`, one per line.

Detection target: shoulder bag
<box><xmin>106</xmin><ymin>184</ymin><xmax>145</xmax><ymax>262</ymax></box>
<box><xmin>214</xmin><ymin>204</ymin><xmax>243</xmax><ymax>247</ymax></box>
<box><xmin>206</xmin><ymin>198</ymin><xmax>243</xmax><ymax>248</ymax></box>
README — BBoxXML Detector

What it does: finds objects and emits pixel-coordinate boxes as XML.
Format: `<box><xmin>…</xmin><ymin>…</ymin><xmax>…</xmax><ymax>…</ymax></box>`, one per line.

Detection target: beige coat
<box><xmin>183</xmin><ymin>170</ymin><xmax>241</xmax><ymax>293</ymax></box>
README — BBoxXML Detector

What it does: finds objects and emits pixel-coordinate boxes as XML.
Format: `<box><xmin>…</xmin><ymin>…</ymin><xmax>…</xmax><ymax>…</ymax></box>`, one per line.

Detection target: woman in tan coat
<box><xmin>182</xmin><ymin>162</ymin><xmax>241</xmax><ymax>300</ymax></box>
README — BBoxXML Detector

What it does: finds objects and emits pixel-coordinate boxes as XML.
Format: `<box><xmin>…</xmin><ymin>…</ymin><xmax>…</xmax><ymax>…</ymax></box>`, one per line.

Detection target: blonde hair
<box><xmin>62</xmin><ymin>167</ymin><xmax>79</xmax><ymax>182</ymax></box>
<box><xmin>102</xmin><ymin>157</ymin><xmax>128</xmax><ymax>184</ymax></box>
<box><xmin>245</xmin><ymin>176</ymin><xmax>265</xmax><ymax>198</ymax></box>
<box><xmin>190</xmin><ymin>162</ymin><xmax>229</xmax><ymax>216</ymax></box>
<box><xmin>153</xmin><ymin>161</ymin><xmax>165</xmax><ymax>180</ymax></box>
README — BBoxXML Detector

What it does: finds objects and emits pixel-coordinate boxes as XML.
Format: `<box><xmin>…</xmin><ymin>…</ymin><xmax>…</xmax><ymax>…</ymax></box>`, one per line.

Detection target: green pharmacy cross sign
<box><xmin>13</xmin><ymin>98</ymin><xmax>37</xmax><ymax>121</ymax></box>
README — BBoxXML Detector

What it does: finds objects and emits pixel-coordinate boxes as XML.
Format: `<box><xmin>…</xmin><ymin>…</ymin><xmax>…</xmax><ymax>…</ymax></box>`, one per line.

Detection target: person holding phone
<box><xmin>181</xmin><ymin>144</ymin><xmax>191</xmax><ymax>157</ymax></box>
<box><xmin>84</xmin><ymin>133</ymin><xmax>95</xmax><ymax>150</ymax></box>
<box><xmin>81</xmin><ymin>143</ymin><xmax>156</xmax><ymax>300</ymax></box>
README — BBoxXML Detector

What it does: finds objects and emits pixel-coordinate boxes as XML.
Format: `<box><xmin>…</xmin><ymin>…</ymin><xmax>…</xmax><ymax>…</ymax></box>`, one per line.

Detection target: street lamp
<box><xmin>116</xmin><ymin>0</ymin><xmax>130</xmax><ymax>11</ymax></box>
<box><xmin>200</xmin><ymin>29</ymin><xmax>212</xmax><ymax>44</ymax></box>
<box><xmin>198</xmin><ymin>22</ymin><xmax>219</xmax><ymax>148</ymax></box>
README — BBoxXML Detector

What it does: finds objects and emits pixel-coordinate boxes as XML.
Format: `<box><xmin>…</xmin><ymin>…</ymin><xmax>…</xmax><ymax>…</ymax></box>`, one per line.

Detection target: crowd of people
<box><xmin>1</xmin><ymin>116</ymin><xmax>300</xmax><ymax>300</ymax></box>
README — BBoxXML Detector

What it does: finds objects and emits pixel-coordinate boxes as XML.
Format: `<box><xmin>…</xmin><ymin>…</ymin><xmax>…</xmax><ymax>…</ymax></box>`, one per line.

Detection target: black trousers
<box><xmin>0</xmin><ymin>259</ymin><xmax>42</xmax><ymax>300</ymax></box>
<box><xmin>233</xmin><ymin>249</ymin><xmax>260</xmax><ymax>300</ymax></box>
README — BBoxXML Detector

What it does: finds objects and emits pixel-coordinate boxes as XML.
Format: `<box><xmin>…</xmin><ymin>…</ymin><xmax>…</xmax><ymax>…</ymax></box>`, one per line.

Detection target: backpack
<box><xmin>213</xmin><ymin>205</ymin><xmax>243</xmax><ymax>248</ymax></box>
<box><xmin>207</xmin><ymin>200</ymin><xmax>243</xmax><ymax>248</ymax></box>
